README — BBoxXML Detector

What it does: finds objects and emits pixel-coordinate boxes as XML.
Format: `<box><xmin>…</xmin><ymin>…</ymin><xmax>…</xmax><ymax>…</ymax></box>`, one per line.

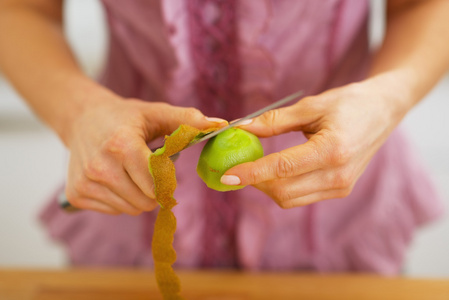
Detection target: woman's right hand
<box><xmin>0</xmin><ymin>1</ymin><xmax>227</xmax><ymax>215</ymax></box>
<box><xmin>64</xmin><ymin>95</ymin><xmax>226</xmax><ymax>215</ymax></box>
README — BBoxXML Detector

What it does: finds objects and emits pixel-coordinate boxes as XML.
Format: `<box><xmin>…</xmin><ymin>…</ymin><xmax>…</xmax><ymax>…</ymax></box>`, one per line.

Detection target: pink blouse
<box><xmin>40</xmin><ymin>0</ymin><xmax>444</xmax><ymax>274</ymax></box>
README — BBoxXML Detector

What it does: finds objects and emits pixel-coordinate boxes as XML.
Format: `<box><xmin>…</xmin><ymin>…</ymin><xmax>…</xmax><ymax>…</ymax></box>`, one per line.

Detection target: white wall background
<box><xmin>0</xmin><ymin>0</ymin><xmax>448</xmax><ymax>276</ymax></box>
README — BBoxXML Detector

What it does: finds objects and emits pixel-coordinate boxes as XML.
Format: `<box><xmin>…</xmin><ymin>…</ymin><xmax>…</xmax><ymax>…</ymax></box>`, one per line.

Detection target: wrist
<box><xmin>51</xmin><ymin>76</ymin><xmax>121</xmax><ymax>147</ymax></box>
<box><xmin>364</xmin><ymin>69</ymin><xmax>418</xmax><ymax>124</ymax></box>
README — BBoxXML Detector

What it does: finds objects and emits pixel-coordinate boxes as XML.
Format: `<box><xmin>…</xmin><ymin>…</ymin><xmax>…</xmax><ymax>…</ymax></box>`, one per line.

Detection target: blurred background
<box><xmin>0</xmin><ymin>0</ymin><xmax>448</xmax><ymax>276</ymax></box>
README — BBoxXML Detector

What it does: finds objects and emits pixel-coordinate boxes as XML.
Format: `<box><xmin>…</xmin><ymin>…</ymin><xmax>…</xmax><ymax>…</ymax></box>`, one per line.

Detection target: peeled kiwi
<box><xmin>197</xmin><ymin>128</ymin><xmax>264</xmax><ymax>191</ymax></box>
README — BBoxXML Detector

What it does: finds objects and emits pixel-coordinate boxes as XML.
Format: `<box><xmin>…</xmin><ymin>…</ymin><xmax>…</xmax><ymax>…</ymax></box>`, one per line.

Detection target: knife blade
<box><xmin>184</xmin><ymin>90</ymin><xmax>304</xmax><ymax>149</ymax></box>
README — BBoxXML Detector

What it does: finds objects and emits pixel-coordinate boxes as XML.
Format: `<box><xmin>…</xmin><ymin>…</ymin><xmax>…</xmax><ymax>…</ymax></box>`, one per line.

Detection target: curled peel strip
<box><xmin>148</xmin><ymin>124</ymin><xmax>214</xmax><ymax>300</ymax></box>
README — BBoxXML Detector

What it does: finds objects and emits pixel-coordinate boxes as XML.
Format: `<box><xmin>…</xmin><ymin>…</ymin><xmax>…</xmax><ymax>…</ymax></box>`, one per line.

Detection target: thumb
<box><xmin>237</xmin><ymin>97</ymin><xmax>321</xmax><ymax>137</ymax></box>
<box><xmin>141</xmin><ymin>102</ymin><xmax>227</xmax><ymax>136</ymax></box>
<box><xmin>221</xmin><ymin>141</ymin><xmax>321</xmax><ymax>186</ymax></box>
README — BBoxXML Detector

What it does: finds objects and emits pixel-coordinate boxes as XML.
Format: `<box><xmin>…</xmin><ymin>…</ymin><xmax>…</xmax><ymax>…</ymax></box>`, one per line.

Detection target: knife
<box><xmin>167</xmin><ymin>89</ymin><xmax>304</xmax><ymax>160</ymax></box>
<box><xmin>192</xmin><ymin>90</ymin><xmax>304</xmax><ymax>145</ymax></box>
<box><xmin>59</xmin><ymin>90</ymin><xmax>304</xmax><ymax>212</ymax></box>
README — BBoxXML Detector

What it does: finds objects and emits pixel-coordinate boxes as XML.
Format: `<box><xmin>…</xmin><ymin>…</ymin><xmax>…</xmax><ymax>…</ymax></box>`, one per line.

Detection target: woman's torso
<box><xmin>40</xmin><ymin>0</ymin><xmax>443</xmax><ymax>274</ymax></box>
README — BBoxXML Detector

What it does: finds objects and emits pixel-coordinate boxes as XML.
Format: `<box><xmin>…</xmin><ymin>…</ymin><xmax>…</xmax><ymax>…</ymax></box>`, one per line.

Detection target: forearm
<box><xmin>0</xmin><ymin>0</ymin><xmax>114</xmax><ymax>145</ymax></box>
<box><xmin>368</xmin><ymin>0</ymin><xmax>449</xmax><ymax>117</ymax></box>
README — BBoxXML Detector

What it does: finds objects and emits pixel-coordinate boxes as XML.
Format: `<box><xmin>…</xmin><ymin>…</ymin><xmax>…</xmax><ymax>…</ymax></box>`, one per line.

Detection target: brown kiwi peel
<box><xmin>148</xmin><ymin>124</ymin><xmax>215</xmax><ymax>300</ymax></box>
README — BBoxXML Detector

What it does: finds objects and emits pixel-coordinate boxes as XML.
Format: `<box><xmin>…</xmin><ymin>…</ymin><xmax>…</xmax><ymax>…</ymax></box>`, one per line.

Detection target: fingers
<box><xmin>276</xmin><ymin>189</ymin><xmax>350</xmax><ymax>209</ymax></box>
<box><xmin>254</xmin><ymin>169</ymin><xmax>354</xmax><ymax>208</ymax></box>
<box><xmin>237</xmin><ymin>96</ymin><xmax>323</xmax><ymax>138</ymax></box>
<box><xmin>70</xmin><ymin>198</ymin><xmax>121</xmax><ymax>215</ymax></box>
<box><xmin>67</xmin><ymin>167</ymin><xmax>157</xmax><ymax>215</ymax></box>
<box><xmin>121</xmin><ymin>138</ymin><xmax>156</xmax><ymax>200</ymax></box>
<box><xmin>66</xmin><ymin>139</ymin><xmax>158</xmax><ymax>215</ymax></box>
<box><xmin>222</xmin><ymin>140</ymin><xmax>324</xmax><ymax>186</ymax></box>
<box><xmin>66</xmin><ymin>181</ymin><xmax>144</xmax><ymax>216</ymax></box>
<box><xmin>83</xmin><ymin>153</ymin><xmax>159</xmax><ymax>213</ymax></box>
<box><xmin>103</xmin><ymin>172</ymin><xmax>158</xmax><ymax>213</ymax></box>
<box><xmin>139</xmin><ymin>102</ymin><xmax>228</xmax><ymax>137</ymax></box>
<box><xmin>167</xmin><ymin>105</ymin><xmax>227</xmax><ymax>130</ymax></box>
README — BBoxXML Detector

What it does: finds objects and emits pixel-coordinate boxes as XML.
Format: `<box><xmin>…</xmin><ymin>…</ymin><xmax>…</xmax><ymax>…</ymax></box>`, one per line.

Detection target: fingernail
<box><xmin>238</xmin><ymin>119</ymin><xmax>253</xmax><ymax>126</ymax></box>
<box><xmin>221</xmin><ymin>175</ymin><xmax>241</xmax><ymax>186</ymax></box>
<box><xmin>205</xmin><ymin>117</ymin><xmax>227</xmax><ymax>123</ymax></box>
<box><xmin>231</xmin><ymin>118</ymin><xmax>253</xmax><ymax>126</ymax></box>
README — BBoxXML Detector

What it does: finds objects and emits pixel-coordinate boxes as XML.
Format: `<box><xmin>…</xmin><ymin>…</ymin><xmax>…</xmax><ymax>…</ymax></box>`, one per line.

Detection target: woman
<box><xmin>0</xmin><ymin>0</ymin><xmax>447</xmax><ymax>274</ymax></box>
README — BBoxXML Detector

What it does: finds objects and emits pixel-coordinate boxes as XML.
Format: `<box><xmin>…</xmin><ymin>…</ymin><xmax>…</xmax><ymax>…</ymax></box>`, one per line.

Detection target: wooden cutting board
<box><xmin>1</xmin><ymin>269</ymin><xmax>449</xmax><ymax>300</ymax></box>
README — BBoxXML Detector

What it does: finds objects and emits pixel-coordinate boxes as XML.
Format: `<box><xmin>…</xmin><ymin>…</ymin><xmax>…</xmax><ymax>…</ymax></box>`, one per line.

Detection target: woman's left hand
<box><xmin>221</xmin><ymin>77</ymin><xmax>409</xmax><ymax>208</ymax></box>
